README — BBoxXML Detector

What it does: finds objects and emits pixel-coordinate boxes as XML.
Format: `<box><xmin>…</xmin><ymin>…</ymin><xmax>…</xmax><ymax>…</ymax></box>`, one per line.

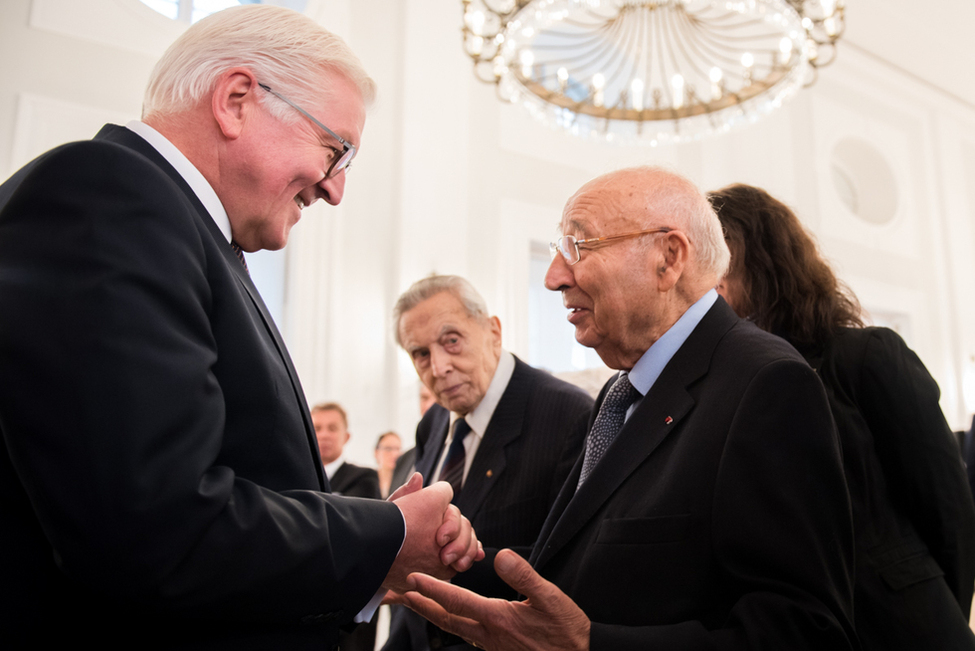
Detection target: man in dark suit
<box><xmin>385</xmin><ymin>275</ymin><xmax>593</xmax><ymax>651</ymax></box>
<box><xmin>0</xmin><ymin>6</ymin><xmax>481</xmax><ymax>649</ymax></box>
<box><xmin>402</xmin><ymin>167</ymin><xmax>858</xmax><ymax>650</ymax></box>
<box><xmin>310</xmin><ymin>402</ymin><xmax>383</xmax><ymax>651</ymax></box>
<box><xmin>312</xmin><ymin>402</ymin><xmax>382</xmax><ymax>499</ymax></box>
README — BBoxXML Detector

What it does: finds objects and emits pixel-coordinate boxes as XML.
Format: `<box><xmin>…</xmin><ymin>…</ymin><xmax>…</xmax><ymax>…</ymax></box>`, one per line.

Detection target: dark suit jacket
<box><xmin>328</xmin><ymin>462</ymin><xmax>383</xmax><ymax>651</ymax></box>
<box><xmin>529</xmin><ymin>299</ymin><xmax>858</xmax><ymax>650</ymax></box>
<box><xmin>0</xmin><ymin>125</ymin><xmax>404</xmax><ymax>649</ymax></box>
<box><xmin>800</xmin><ymin>327</ymin><xmax>975</xmax><ymax>650</ymax></box>
<box><xmin>384</xmin><ymin>356</ymin><xmax>592</xmax><ymax>651</ymax></box>
<box><xmin>330</xmin><ymin>462</ymin><xmax>382</xmax><ymax>499</ymax></box>
<box><xmin>390</xmin><ymin>446</ymin><xmax>417</xmax><ymax>496</ymax></box>
<box><xmin>966</xmin><ymin>418</ymin><xmax>975</xmax><ymax>512</ymax></box>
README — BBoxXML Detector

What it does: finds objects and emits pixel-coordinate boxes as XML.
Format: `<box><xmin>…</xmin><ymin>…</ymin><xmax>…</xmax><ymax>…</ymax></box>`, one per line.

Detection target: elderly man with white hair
<box><xmin>0</xmin><ymin>6</ymin><xmax>480</xmax><ymax>649</ymax></box>
<box><xmin>401</xmin><ymin>167</ymin><xmax>858</xmax><ymax>651</ymax></box>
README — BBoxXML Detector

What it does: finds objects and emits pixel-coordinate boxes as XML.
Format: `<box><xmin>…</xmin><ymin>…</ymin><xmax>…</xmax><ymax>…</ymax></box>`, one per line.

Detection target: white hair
<box><xmin>393</xmin><ymin>275</ymin><xmax>490</xmax><ymax>348</ymax></box>
<box><xmin>646</xmin><ymin>168</ymin><xmax>731</xmax><ymax>282</ymax></box>
<box><xmin>142</xmin><ymin>5</ymin><xmax>375</xmax><ymax>123</ymax></box>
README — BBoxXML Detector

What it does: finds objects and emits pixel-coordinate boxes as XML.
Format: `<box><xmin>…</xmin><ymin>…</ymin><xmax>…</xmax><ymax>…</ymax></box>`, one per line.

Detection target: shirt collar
<box><xmin>627</xmin><ymin>289</ymin><xmax>718</xmax><ymax>397</ymax></box>
<box><xmin>449</xmin><ymin>349</ymin><xmax>515</xmax><ymax>438</ymax></box>
<box><xmin>125</xmin><ymin>120</ymin><xmax>232</xmax><ymax>243</ymax></box>
<box><xmin>323</xmin><ymin>456</ymin><xmax>345</xmax><ymax>480</ymax></box>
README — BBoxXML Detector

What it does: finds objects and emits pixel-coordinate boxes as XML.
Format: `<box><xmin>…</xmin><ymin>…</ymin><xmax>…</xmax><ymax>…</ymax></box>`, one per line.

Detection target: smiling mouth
<box><xmin>567</xmin><ymin>306</ymin><xmax>590</xmax><ymax>324</ymax></box>
<box><xmin>295</xmin><ymin>196</ymin><xmax>307</xmax><ymax>209</ymax></box>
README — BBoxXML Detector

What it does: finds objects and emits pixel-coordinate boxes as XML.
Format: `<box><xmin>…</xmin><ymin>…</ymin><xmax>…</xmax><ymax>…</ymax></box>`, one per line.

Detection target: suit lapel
<box><xmin>330</xmin><ymin>463</ymin><xmax>351</xmax><ymax>494</ymax></box>
<box><xmin>415</xmin><ymin>408</ymin><xmax>450</xmax><ymax>486</ymax></box>
<box><xmin>92</xmin><ymin>125</ymin><xmax>326</xmax><ymax>490</ymax></box>
<box><xmin>532</xmin><ymin>300</ymin><xmax>739</xmax><ymax>570</ymax></box>
<box><xmin>455</xmin><ymin>357</ymin><xmax>531</xmax><ymax>518</ymax></box>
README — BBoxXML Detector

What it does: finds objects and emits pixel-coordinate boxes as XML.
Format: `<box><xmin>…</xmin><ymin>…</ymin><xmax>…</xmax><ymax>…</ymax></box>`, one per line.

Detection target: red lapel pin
<box><xmin>664</xmin><ymin>416</ymin><xmax>673</xmax><ymax>424</ymax></box>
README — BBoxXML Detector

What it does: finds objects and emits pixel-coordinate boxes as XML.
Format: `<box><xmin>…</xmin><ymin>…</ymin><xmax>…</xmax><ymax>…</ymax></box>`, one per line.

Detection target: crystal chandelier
<box><xmin>459</xmin><ymin>0</ymin><xmax>845</xmax><ymax>144</ymax></box>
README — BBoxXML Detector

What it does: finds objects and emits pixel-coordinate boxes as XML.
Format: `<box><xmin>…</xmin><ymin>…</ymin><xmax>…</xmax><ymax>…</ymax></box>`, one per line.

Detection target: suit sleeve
<box><xmin>590</xmin><ymin>359</ymin><xmax>857</xmax><ymax>650</ymax></box>
<box><xmin>0</xmin><ymin>142</ymin><xmax>403</xmax><ymax>623</ymax></box>
<box><xmin>855</xmin><ymin>329</ymin><xmax>975</xmax><ymax>611</ymax></box>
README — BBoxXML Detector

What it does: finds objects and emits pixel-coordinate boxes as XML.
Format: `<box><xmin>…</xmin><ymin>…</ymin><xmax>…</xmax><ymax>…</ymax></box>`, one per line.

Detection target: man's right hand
<box><xmin>383</xmin><ymin>477</ymin><xmax>483</xmax><ymax>594</ymax></box>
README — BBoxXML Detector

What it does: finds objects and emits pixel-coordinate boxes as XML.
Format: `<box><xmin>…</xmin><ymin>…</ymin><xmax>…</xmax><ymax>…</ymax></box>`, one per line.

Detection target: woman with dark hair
<box><xmin>710</xmin><ymin>183</ymin><xmax>975</xmax><ymax>650</ymax></box>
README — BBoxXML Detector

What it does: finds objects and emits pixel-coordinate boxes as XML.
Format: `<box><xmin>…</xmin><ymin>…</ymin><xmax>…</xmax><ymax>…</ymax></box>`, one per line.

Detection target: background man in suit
<box><xmin>402</xmin><ymin>168</ymin><xmax>857</xmax><ymax>650</ymax></box>
<box><xmin>312</xmin><ymin>402</ymin><xmax>382</xmax><ymax>499</ymax></box>
<box><xmin>311</xmin><ymin>402</ymin><xmax>383</xmax><ymax>651</ymax></box>
<box><xmin>390</xmin><ymin>384</ymin><xmax>439</xmax><ymax>497</ymax></box>
<box><xmin>385</xmin><ymin>275</ymin><xmax>593</xmax><ymax>651</ymax></box>
<box><xmin>0</xmin><ymin>6</ymin><xmax>480</xmax><ymax>649</ymax></box>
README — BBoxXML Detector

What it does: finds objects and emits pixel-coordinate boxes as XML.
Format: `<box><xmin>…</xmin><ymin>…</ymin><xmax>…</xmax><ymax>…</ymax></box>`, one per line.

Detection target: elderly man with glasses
<box><xmin>0</xmin><ymin>6</ymin><xmax>482</xmax><ymax>650</ymax></box>
<box><xmin>400</xmin><ymin>166</ymin><xmax>859</xmax><ymax>651</ymax></box>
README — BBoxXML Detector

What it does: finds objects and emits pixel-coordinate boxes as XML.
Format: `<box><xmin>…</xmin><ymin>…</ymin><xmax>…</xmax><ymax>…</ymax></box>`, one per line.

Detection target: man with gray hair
<box><xmin>0</xmin><ymin>6</ymin><xmax>480</xmax><ymax>649</ymax></box>
<box><xmin>386</xmin><ymin>275</ymin><xmax>592</xmax><ymax>651</ymax></box>
<box><xmin>402</xmin><ymin>167</ymin><xmax>858</xmax><ymax>650</ymax></box>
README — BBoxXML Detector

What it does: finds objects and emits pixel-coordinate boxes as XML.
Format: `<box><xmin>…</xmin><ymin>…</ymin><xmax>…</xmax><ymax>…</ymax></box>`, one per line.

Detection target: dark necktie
<box><xmin>438</xmin><ymin>419</ymin><xmax>472</xmax><ymax>499</ymax></box>
<box><xmin>230</xmin><ymin>240</ymin><xmax>249</xmax><ymax>273</ymax></box>
<box><xmin>577</xmin><ymin>373</ymin><xmax>641</xmax><ymax>490</ymax></box>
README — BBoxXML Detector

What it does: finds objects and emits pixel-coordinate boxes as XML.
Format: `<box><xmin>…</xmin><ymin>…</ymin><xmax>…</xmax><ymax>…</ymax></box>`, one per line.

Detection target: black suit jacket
<box><xmin>801</xmin><ymin>327</ymin><xmax>975</xmax><ymax>650</ymax></box>
<box><xmin>384</xmin><ymin>356</ymin><xmax>592</xmax><ymax>651</ymax></box>
<box><xmin>329</xmin><ymin>462</ymin><xmax>383</xmax><ymax>651</ymax></box>
<box><xmin>0</xmin><ymin>125</ymin><xmax>404</xmax><ymax>649</ymax></box>
<box><xmin>330</xmin><ymin>462</ymin><xmax>382</xmax><ymax>499</ymax></box>
<box><xmin>530</xmin><ymin>299</ymin><xmax>858</xmax><ymax>650</ymax></box>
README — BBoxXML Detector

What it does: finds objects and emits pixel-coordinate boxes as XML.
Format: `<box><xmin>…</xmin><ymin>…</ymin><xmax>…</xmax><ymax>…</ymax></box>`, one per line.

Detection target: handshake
<box><xmin>381</xmin><ymin>473</ymin><xmax>485</xmax><ymax>595</ymax></box>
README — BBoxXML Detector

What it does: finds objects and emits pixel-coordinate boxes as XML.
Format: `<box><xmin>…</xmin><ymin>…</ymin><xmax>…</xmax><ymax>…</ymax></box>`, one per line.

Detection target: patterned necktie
<box><xmin>230</xmin><ymin>240</ymin><xmax>249</xmax><ymax>273</ymax></box>
<box><xmin>438</xmin><ymin>419</ymin><xmax>472</xmax><ymax>499</ymax></box>
<box><xmin>577</xmin><ymin>373</ymin><xmax>641</xmax><ymax>490</ymax></box>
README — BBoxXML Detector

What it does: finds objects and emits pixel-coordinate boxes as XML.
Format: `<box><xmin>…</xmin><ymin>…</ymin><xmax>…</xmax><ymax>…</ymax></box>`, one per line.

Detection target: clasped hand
<box><xmin>382</xmin><ymin>473</ymin><xmax>484</xmax><ymax>594</ymax></box>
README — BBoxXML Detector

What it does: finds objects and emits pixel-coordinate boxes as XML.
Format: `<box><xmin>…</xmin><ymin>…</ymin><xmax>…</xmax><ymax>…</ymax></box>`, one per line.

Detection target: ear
<box><xmin>488</xmin><ymin>316</ymin><xmax>502</xmax><ymax>350</ymax></box>
<box><xmin>343</xmin><ymin>432</ymin><xmax>351</xmax><ymax>444</ymax></box>
<box><xmin>211</xmin><ymin>68</ymin><xmax>261</xmax><ymax>140</ymax></box>
<box><xmin>657</xmin><ymin>230</ymin><xmax>690</xmax><ymax>292</ymax></box>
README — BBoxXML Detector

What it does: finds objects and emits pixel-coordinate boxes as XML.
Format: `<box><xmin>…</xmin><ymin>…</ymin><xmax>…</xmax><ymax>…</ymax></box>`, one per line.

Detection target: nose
<box><xmin>319</xmin><ymin>169</ymin><xmax>346</xmax><ymax>206</ymax></box>
<box><xmin>544</xmin><ymin>251</ymin><xmax>574</xmax><ymax>292</ymax></box>
<box><xmin>429</xmin><ymin>346</ymin><xmax>451</xmax><ymax>378</ymax></box>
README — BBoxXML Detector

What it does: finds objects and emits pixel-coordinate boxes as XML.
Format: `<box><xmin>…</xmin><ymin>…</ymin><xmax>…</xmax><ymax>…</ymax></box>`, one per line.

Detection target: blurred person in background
<box><xmin>710</xmin><ymin>183</ymin><xmax>975</xmax><ymax>650</ymax></box>
<box><xmin>375</xmin><ymin>431</ymin><xmax>403</xmax><ymax>499</ymax></box>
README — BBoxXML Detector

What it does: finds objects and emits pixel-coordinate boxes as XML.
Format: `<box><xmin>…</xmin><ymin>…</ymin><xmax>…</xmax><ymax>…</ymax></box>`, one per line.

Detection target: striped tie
<box><xmin>230</xmin><ymin>240</ymin><xmax>249</xmax><ymax>273</ymax></box>
<box><xmin>438</xmin><ymin>419</ymin><xmax>472</xmax><ymax>500</ymax></box>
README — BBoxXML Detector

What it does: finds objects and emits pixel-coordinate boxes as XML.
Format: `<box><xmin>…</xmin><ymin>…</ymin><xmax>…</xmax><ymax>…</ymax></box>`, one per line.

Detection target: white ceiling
<box><xmin>844</xmin><ymin>0</ymin><xmax>975</xmax><ymax>107</ymax></box>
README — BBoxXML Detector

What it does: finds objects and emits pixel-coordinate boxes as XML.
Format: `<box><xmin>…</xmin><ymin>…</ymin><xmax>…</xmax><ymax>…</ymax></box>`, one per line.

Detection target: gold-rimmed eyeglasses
<box><xmin>550</xmin><ymin>227</ymin><xmax>672</xmax><ymax>265</ymax></box>
<box><xmin>258</xmin><ymin>82</ymin><xmax>356</xmax><ymax>179</ymax></box>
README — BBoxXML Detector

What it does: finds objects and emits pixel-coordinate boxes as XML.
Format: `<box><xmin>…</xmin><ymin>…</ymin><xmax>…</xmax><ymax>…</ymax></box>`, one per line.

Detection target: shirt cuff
<box><xmin>354</xmin><ymin>505</ymin><xmax>407</xmax><ymax>622</ymax></box>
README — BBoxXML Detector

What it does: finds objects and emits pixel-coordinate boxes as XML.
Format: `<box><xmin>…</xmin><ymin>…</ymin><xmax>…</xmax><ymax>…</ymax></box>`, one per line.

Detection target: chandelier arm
<box><xmin>599</xmin><ymin>15</ymin><xmax>637</xmax><ymax>112</ymax></box>
<box><xmin>565</xmin><ymin>27</ymin><xmax>632</xmax><ymax>98</ymax></box>
<box><xmin>672</xmin><ymin>6</ymin><xmax>722</xmax><ymax>106</ymax></box>
<box><xmin>810</xmin><ymin>42</ymin><xmax>839</xmax><ymax>68</ymax></box>
<box><xmin>681</xmin><ymin>12</ymin><xmax>747</xmax><ymax>74</ymax></box>
<box><xmin>660</xmin><ymin>5</ymin><xmax>682</xmax><ymax>110</ymax></box>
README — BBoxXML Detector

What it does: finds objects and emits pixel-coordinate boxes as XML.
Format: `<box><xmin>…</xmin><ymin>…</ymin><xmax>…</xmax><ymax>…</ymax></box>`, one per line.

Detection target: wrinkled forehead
<box><xmin>560</xmin><ymin>185</ymin><xmax>642</xmax><ymax>237</ymax></box>
<box><xmin>400</xmin><ymin>291</ymin><xmax>485</xmax><ymax>345</ymax></box>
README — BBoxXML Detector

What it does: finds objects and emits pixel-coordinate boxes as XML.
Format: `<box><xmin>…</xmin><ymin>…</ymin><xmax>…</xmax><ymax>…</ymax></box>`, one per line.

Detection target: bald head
<box><xmin>570</xmin><ymin>167</ymin><xmax>729</xmax><ymax>289</ymax></box>
<box><xmin>545</xmin><ymin>166</ymin><xmax>730</xmax><ymax>369</ymax></box>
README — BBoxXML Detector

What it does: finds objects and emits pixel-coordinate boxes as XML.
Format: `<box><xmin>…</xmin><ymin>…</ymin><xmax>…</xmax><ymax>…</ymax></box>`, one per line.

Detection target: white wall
<box><xmin>3</xmin><ymin>0</ymin><xmax>974</xmax><ymax>469</ymax></box>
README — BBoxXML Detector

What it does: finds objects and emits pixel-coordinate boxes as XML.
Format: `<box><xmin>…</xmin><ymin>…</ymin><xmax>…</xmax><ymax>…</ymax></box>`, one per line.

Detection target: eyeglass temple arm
<box><xmin>579</xmin><ymin>227</ymin><xmax>672</xmax><ymax>247</ymax></box>
<box><xmin>257</xmin><ymin>82</ymin><xmax>353</xmax><ymax>151</ymax></box>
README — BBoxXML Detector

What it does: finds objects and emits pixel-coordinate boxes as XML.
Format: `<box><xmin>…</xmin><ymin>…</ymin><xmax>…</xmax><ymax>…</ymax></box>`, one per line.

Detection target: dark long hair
<box><xmin>708</xmin><ymin>184</ymin><xmax>862</xmax><ymax>347</ymax></box>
